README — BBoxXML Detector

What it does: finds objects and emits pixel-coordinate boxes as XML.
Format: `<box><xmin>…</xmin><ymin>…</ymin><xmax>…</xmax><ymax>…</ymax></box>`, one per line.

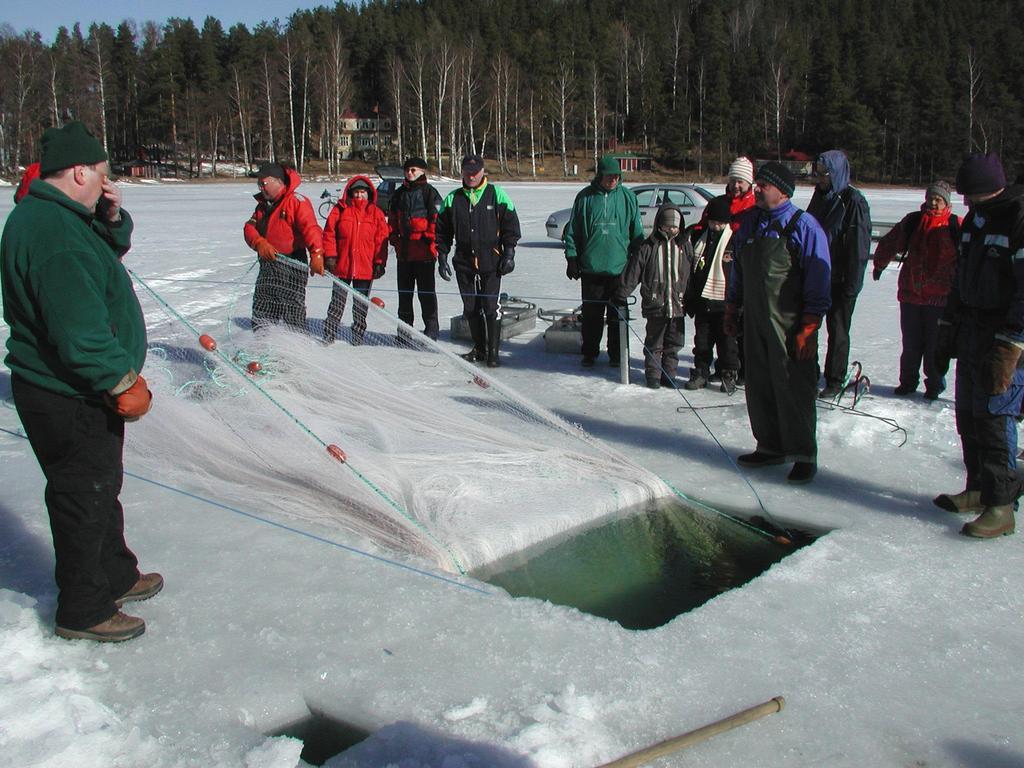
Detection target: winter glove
<box><xmin>324</xmin><ymin>257</ymin><xmax>338</xmax><ymax>275</ymax></box>
<box><xmin>308</xmin><ymin>248</ymin><xmax>325</xmax><ymax>276</ymax></box>
<box><xmin>372</xmin><ymin>262</ymin><xmax>386</xmax><ymax>280</ymax></box>
<box><xmin>437</xmin><ymin>253</ymin><xmax>452</xmax><ymax>282</ymax></box>
<box><xmin>107</xmin><ymin>374</ymin><xmax>152</xmax><ymax>421</ymax></box>
<box><xmin>253</xmin><ymin>236</ymin><xmax>277</xmax><ymax>262</ymax></box>
<box><xmin>793</xmin><ymin>314</ymin><xmax>821</xmax><ymax>361</ymax></box>
<box><xmin>723</xmin><ymin>303</ymin><xmax>740</xmax><ymax>338</ymax></box>
<box><xmin>566</xmin><ymin>258</ymin><xmax>581</xmax><ymax>280</ymax></box>
<box><xmin>982</xmin><ymin>339</ymin><xmax>1024</xmax><ymax>395</ymax></box>
<box><xmin>498</xmin><ymin>247</ymin><xmax>515</xmax><ymax>276</ymax></box>
<box><xmin>872</xmin><ymin>267</ymin><xmax>883</xmax><ymax>281</ymax></box>
<box><xmin>934</xmin><ymin>319</ymin><xmax>958</xmax><ymax>376</ymax></box>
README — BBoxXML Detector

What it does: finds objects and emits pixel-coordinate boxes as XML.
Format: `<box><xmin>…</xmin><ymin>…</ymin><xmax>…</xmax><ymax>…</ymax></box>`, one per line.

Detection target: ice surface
<box><xmin>1</xmin><ymin>180</ymin><xmax>1022</xmax><ymax>768</ymax></box>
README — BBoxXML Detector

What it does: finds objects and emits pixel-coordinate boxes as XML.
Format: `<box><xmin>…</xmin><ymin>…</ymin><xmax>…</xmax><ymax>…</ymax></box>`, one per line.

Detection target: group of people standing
<box><xmin>2</xmin><ymin>119</ymin><xmax>1022</xmax><ymax>647</ymax></box>
<box><xmin>243</xmin><ymin>153</ymin><xmax>521</xmax><ymax>366</ymax></box>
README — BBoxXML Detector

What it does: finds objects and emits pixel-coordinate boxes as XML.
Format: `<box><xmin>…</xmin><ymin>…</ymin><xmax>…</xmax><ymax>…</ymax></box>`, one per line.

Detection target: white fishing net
<box><xmin>130</xmin><ymin>257</ymin><xmax>672</xmax><ymax>574</ymax></box>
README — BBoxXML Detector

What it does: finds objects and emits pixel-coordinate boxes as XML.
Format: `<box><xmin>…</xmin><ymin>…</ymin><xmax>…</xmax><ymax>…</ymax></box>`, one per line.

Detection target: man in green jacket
<box><xmin>1</xmin><ymin>122</ymin><xmax>162</xmax><ymax>643</ymax></box>
<box><xmin>564</xmin><ymin>155</ymin><xmax>645</xmax><ymax>367</ymax></box>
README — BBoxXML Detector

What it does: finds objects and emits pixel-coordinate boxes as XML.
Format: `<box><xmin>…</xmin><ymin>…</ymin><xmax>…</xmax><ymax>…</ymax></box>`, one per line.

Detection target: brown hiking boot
<box><xmin>56</xmin><ymin>611</ymin><xmax>145</xmax><ymax>642</ymax></box>
<box><xmin>933</xmin><ymin>490</ymin><xmax>983</xmax><ymax>514</ymax></box>
<box><xmin>962</xmin><ymin>505</ymin><xmax>1016</xmax><ymax>538</ymax></box>
<box><xmin>116</xmin><ymin>572</ymin><xmax>164</xmax><ymax>607</ymax></box>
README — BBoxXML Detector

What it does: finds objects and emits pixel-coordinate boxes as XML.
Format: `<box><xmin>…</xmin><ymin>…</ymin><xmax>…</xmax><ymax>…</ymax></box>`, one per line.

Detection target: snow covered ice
<box><xmin>2</xmin><ymin>180</ymin><xmax>1023</xmax><ymax>768</ymax></box>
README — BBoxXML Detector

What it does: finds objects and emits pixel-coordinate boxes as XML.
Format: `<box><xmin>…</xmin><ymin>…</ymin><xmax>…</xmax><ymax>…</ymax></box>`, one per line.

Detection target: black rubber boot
<box><xmin>486</xmin><ymin>316</ymin><xmax>502</xmax><ymax>368</ymax></box>
<box><xmin>462</xmin><ymin>315</ymin><xmax>487</xmax><ymax>362</ymax></box>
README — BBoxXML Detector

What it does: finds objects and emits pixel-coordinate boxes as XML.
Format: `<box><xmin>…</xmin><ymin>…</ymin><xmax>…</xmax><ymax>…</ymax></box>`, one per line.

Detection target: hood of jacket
<box><xmin>652</xmin><ymin>203</ymin><xmax>685</xmax><ymax>239</ymax></box>
<box><xmin>343</xmin><ymin>174</ymin><xmax>378</xmax><ymax>205</ymax></box>
<box><xmin>816</xmin><ymin>150</ymin><xmax>851</xmax><ymax>200</ymax></box>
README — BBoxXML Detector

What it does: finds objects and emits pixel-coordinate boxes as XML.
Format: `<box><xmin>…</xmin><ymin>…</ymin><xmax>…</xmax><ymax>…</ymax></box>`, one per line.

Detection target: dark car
<box><xmin>545</xmin><ymin>183</ymin><xmax>716</xmax><ymax>240</ymax></box>
<box><xmin>374</xmin><ymin>164</ymin><xmax>405</xmax><ymax>212</ymax></box>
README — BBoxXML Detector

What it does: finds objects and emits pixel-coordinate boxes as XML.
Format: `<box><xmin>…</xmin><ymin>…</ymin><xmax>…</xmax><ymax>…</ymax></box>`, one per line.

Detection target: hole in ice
<box><xmin>268</xmin><ymin>712</ymin><xmax>371</xmax><ymax>766</ymax></box>
<box><xmin>473</xmin><ymin>498</ymin><xmax>819</xmax><ymax>630</ymax></box>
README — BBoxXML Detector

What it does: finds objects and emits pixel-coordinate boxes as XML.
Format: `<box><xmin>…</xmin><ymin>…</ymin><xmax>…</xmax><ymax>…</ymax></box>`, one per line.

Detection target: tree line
<box><xmin>0</xmin><ymin>0</ymin><xmax>1020</xmax><ymax>183</ymax></box>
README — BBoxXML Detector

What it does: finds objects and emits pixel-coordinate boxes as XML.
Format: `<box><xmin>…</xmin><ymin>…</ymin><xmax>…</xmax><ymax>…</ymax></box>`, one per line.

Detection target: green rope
<box><xmin>128</xmin><ymin>265</ymin><xmax>467</xmax><ymax>575</ymax></box>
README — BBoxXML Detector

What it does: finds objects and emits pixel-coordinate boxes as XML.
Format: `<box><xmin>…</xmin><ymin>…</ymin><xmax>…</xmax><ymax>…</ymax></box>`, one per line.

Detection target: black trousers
<box><xmin>325</xmin><ymin>278</ymin><xmax>372</xmax><ymax>342</ymax></box>
<box><xmin>456</xmin><ymin>270</ymin><xmax>502</xmax><ymax>320</ymax></box>
<box><xmin>396</xmin><ymin>260</ymin><xmax>439</xmax><ymax>338</ymax></box>
<box><xmin>899</xmin><ymin>303</ymin><xmax>946</xmax><ymax>394</ymax></box>
<box><xmin>581</xmin><ymin>273</ymin><xmax>626</xmax><ymax>360</ymax></box>
<box><xmin>691</xmin><ymin>309</ymin><xmax>739</xmax><ymax>373</ymax></box>
<box><xmin>955</xmin><ymin>316</ymin><xmax>1024</xmax><ymax>506</ymax></box>
<box><xmin>643</xmin><ymin>315</ymin><xmax>685</xmax><ymax>382</ymax></box>
<box><xmin>12</xmin><ymin>376</ymin><xmax>139</xmax><ymax>630</ymax></box>
<box><xmin>252</xmin><ymin>258</ymin><xmax>309</xmax><ymax>333</ymax></box>
<box><xmin>823</xmin><ymin>286</ymin><xmax>859</xmax><ymax>386</ymax></box>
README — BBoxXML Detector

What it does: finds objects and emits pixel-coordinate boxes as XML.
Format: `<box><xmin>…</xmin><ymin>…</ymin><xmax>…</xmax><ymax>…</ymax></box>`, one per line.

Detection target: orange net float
<box><xmin>370</xmin><ymin>296</ymin><xmax>385</xmax><ymax>308</ymax></box>
<box><xmin>198</xmin><ymin>334</ymin><xmax>217</xmax><ymax>351</ymax></box>
<box><xmin>472</xmin><ymin>375</ymin><xmax>489</xmax><ymax>389</ymax></box>
<box><xmin>326</xmin><ymin>444</ymin><xmax>347</xmax><ymax>463</ymax></box>
<box><xmin>246</xmin><ymin>361</ymin><xmax>262</xmax><ymax>374</ymax></box>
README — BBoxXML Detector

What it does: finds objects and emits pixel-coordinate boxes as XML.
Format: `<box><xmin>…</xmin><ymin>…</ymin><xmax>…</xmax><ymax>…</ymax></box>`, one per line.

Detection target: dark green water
<box><xmin>474</xmin><ymin>499</ymin><xmax>810</xmax><ymax>630</ymax></box>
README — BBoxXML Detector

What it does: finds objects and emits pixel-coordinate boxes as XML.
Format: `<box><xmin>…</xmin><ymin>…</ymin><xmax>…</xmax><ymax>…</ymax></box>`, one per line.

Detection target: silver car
<box><xmin>545</xmin><ymin>183</ymin><xmax>717</xmax><ymax>240</ymax></box>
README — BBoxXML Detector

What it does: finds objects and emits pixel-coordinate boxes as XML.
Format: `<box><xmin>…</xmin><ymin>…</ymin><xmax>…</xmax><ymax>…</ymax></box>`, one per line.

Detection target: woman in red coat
<box><xmin>322</xmin><ymin>175</ymin><xmax>390</xmax><ymax>344</ymax></box>
<box><xmin>873</xmin><ymin>180</ymin><xmax>961</xmax><ymax>399</ymax></box>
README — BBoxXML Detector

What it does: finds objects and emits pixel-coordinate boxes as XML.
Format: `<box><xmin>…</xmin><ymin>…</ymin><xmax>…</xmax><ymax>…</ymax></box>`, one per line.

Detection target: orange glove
<box><xmin>109</xmin><ymin>375</ymin><xmax>152</xmax><ymax>420</ymax></box>
<box><xmin>723</xmin><ymin>303</ymin><xmax>739</xmax><ymax>337</ymax></box>
<box><xmin>309</xmin><ymin>248</ymin><xmax>325</xmax><ymax>276</ymax></box>
<box><xmin>253</xmin><ymin>237</ymin><xmax>277</xmax><ymax>261</ymax></box>
<box><xmin>793</xmin><ymin>314</ymin><xmax>821</xmax><ymax>361</ymax></box>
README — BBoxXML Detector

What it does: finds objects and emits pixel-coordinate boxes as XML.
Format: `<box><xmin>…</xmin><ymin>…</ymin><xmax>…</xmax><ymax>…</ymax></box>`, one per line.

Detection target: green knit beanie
<box><xmin>40</xmin><ymin>121</ymin><xmax>107</xmax><ymax>175</ymax></box>
<box><xmin>598</xmin><ymin>155</ymin><xmax>621</xmax><ymax>177</ymax></box>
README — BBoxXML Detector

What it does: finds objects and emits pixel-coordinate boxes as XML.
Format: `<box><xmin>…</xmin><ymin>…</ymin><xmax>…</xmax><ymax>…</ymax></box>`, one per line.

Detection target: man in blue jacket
<box><xmin>564</xmin><ymin>155</ymin><xmax>645</xmax><ymax>368</ymax></box>
<box><xmin>726</xmin><ymin>162</ymin><xmax>832</xmax><ymax>484</ymax></box>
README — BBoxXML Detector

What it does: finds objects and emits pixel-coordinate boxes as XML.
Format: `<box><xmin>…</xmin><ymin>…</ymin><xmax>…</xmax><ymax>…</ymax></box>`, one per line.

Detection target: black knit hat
<box><xmin>256</xmin><ymin>162</ymin><xmax>288</xmax><ymax>184</ymax></box>
<box><xmin>40</xmin><ymin>121</ymin><xmax>107</xmax><ymax>175</ymax></box>
<box><xmin>955</xmin><ymin>153</ymin><xmax>1006</xmax><ymax>195</ymax></box>
<box><xmin>755</xmin><ymin>161</ymin><xmax>796</xmax><ymax>198</ymax></box>
<box><xmin>403</xmin><ymin>156</ymin><xmax>428</xmax><ymax>171</ymax></box>
<box><xmin>705</xmin><ymin>194</ymin><xmax>732</xmax><ymax>223</ymax></box>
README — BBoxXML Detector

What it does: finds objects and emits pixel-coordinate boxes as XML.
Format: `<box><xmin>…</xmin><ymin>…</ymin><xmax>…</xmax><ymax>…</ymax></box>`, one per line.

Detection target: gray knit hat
<box><xmin>926</xmin><ymin>180</ymin><xmax>952</xmax><ymax>206</ymax></box>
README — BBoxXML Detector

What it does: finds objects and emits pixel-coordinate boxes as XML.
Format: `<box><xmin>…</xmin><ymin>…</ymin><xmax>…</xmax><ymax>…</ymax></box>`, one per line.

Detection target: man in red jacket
<box><xmin>243</xmin><ymin>163</ymin><xmax>324</xmax><ymax>333</ymax></box>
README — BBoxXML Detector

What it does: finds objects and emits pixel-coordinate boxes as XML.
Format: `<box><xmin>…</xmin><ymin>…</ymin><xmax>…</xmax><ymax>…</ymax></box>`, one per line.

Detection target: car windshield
<box><xmin>693</xmin><ymin>186</ymin><xmax>716</xmax><ymax>201</ymax></box>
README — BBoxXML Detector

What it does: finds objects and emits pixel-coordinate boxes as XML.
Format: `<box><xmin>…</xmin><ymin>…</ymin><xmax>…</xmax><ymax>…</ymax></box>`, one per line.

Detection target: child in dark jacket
<box><xmin>685</xmin><ymin>195</ymin><xmax>741</xmax><ymax>393</ymax></box>
<box><xmin>616</xmin><ymin>204</ymin><xmax>695</xmax><ymax>388</ymax></box>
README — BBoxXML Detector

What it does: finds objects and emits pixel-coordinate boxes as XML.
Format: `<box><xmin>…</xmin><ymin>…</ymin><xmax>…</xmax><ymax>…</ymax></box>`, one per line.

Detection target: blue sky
<box><xmin>3</xmin><ymin>1</ymin><xmax>336</xmax><ymax>40</ymax></box>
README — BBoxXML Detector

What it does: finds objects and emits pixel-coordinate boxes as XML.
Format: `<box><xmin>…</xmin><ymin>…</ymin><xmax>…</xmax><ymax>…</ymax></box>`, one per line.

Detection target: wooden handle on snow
<box><xmin>595</xmin><ymin>696</ymin><xmax>785</xmax><ymax>768</ymax></box>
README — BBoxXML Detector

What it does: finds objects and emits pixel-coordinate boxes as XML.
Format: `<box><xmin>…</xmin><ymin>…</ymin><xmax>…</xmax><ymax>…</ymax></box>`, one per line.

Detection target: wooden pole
<box><xmin>595</xmin><ymin>696</ymin><xmax>785</xmax><ymax>768</ymax></box>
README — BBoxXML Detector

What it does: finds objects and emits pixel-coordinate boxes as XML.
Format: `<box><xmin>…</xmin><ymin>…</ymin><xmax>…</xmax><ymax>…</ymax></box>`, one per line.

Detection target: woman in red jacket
<box><xmin>873</xmin><ymin>181</ymin><xmax>961</xmax><ymax>400</ymax></box>
<box><xmin>322</xmin><ymin>175</ymin><xmax>390</xmax><ymax>344</ymax></box>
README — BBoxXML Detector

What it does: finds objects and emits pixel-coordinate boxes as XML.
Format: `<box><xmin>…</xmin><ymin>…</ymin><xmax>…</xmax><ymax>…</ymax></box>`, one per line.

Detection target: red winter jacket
<box><xmin>14</xmin><ymin>163</ymin><xmax>40</xmax><ymax>203</ymax></box>
<box><xmin>243</xmin><ymin>167</ymin><xmax>323</xmax><ymax>259</ymax></box>
<box><xmin>323</xmin><ymin>175</ymin><xmax>390</xmax><ymax>280</ymax></box>
<box><xmin>873</xmin><ymin>206</ymin><xmax>960</xmax><ymax>307</ymax></box>
<box><xmin>694</xmin><ymin>186</ymin><xmax>756</xmax><ymax>233</ymax></box>
<box><xmin>388</xmin><ymin>175</ymin><xmax>443</xmax><ymax>262</ymax></box>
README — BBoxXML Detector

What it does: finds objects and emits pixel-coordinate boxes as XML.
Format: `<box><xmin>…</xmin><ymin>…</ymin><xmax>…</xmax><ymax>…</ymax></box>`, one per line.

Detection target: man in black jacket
<box><xmin>933</xmin><ymin>153</ymin><xmax>1024</xmax><ymax>539</ymax></box>
<box><xmin>808</xmin><ymin>150</ymin><xmax>872</xmax><ymax>398</ymax></box>
<box><xmin>388</xmin><ymin>157</ymin><xmax>443</xmax><ymax>339</ymax></box>
<box><xmin>436</xmin><ymin>154</ymin><xmax>521</xmax><ymax>367</ymax></box>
